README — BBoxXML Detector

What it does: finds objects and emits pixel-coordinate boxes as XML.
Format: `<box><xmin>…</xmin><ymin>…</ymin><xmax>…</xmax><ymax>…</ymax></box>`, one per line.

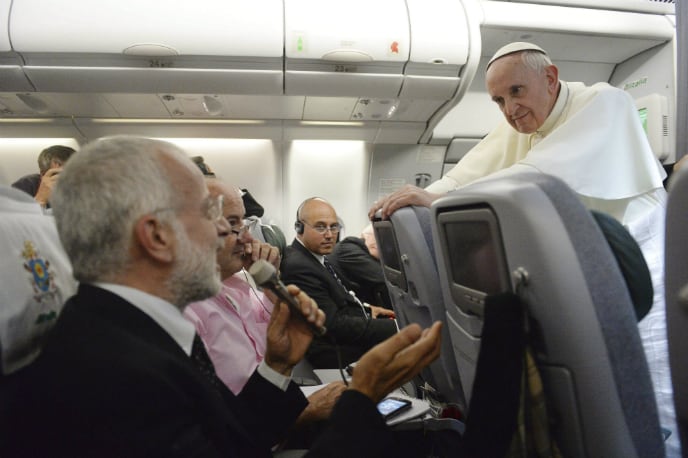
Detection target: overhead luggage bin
<box><xmin>284</xmin><ymin>0</ymin><xmax>410</xmax><ymax>98</ymax></box>
<box><xmin>9</xmin><ymin>0</ymin><xmax>285</xmax><ymax>94</ymax></box>
<box><xmin>401</xmin><ymin>0</ymin><xmax>471</xmax><ymax>100</ymax></box>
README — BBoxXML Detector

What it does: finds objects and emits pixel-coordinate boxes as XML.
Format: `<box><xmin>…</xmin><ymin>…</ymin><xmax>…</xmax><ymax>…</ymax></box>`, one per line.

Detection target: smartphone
<box><xmin>377</xmin><ymin>396</ymin><xmax>412</xmax><ymax>420</ymax></box>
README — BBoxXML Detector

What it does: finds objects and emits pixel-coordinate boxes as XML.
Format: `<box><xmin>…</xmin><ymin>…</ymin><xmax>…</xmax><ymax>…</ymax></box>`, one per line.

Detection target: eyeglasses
<box><xmin>304</xmin><ymin>221</ymin><xmax>341</xmax><ymax>234</ymax></box>
<box><xmin>225</xmin><ymin>217</ymin><xmax>250</xmax><ymax>237</ymax></box>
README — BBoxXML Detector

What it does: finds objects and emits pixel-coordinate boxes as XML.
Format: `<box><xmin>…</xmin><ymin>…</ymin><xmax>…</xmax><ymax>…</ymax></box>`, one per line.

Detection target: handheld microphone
<box><xmin>248</xmin><ymin>260</ymin><xmax>327</xmax><ymax>337</ymax></box>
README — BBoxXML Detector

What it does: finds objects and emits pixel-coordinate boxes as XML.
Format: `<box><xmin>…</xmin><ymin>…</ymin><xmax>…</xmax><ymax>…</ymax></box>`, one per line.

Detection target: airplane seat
<box><xmin>0</xmin><ymin>186</ymin><xmax>76</xmax><ymax>377</ymax></box>
<box><xmin>373</xmin><ymin>205</ymin><xmax>466</xmax><ymax>411</ymax></box>
<box><xmin>244</xmin><ymin>216</ymin><xmax>288</xmax><ymax>257</ymax></box>
<box><xmin>665</xmin><ymin>165</ymin><xmax>688</xmax><ymax>453</ymax></box>
<box><xmin>261</xmin><ymin>223</ymin><xmax>287</xmax><ymax>256</ymax></box>
<box><xmin>431</xmin><ymin>170</ymin><xmax>665</xmax><ymax>457</ymax></box>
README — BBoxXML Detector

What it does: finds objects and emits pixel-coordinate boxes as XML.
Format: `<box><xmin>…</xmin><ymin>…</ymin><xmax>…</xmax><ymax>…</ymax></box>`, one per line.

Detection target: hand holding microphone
<box><xmin>249</xmin><ymin>260</ymin><xmax>327</xmax><ymax>337</ymax></box>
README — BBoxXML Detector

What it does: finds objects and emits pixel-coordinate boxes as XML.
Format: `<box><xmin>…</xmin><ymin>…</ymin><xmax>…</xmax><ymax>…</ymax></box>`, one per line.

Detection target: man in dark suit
<box><xmin>0</xmin><ymin>136</ymin><xmax>442</xmax><ymax>457</ymax></box>
<box><xmin>281</xmin><ymin>198</ymin><xmax>398</xmax><ymax>368</ymax></box>
<box><xmin>329</xmin><ymin>224</ymin><xmax>393</xmax><ymax>310</ymax></box>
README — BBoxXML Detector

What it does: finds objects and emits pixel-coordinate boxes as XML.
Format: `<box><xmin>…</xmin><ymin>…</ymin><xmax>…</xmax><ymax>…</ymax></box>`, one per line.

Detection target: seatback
<box><xmin>245</xmin><ymin>216</ymin><xmax>287</xmax><ymax>256</ymax></box>
<box><xmin>431</xmin><ymin>171</ymin><xmax>664</xmax><ymax>457</ymax></box>
<box><xmin>0</xmin><ymin>186</ymin><xmax>76</xmax><ymax>375</ymax></box>
<box><xmin>665</xmin><ymin>166</ymin><xmax>688</xmax><ymax>451</ymax></box>
<box><xmin>373</xmin><ymin>206</ymin><xmax>465</xmax><ymax>409</ymax></box>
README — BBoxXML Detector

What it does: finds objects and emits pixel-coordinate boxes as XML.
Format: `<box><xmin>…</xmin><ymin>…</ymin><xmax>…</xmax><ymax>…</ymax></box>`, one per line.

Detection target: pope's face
<box><xmin>486</xmin><ymin>53</ymin><xmax>559</xmax><ymax>134</ymax></box>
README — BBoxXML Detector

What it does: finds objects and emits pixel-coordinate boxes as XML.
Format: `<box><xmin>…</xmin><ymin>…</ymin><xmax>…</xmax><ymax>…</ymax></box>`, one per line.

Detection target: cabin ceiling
<box><xmin>0</xmin><ymin>0</ymin><xmax>676</xmax><ymax>143</ymax></box>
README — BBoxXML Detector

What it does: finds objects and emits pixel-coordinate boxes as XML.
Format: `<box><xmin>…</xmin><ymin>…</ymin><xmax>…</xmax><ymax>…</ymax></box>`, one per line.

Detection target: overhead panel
<box><xmin>9</xmin><ymin>0</ymin><xmax>285</xmax><ymax>94</ymax></box>
<box><xmin>158</xmin><ymin>94</ymin><xmax>305</xmax><ymax>120</ymax></box>
<box><xmin>505</xmin><ymin>0</ymin><xmax>675</xmax><ymax>15</ymax></box>
<box><xmin>402</xmin><ymin>0</ymin><xmax>470</xmax><ymax>100</ymax></box>
<box><xmin>480</xmin><ymin>1</ymin><xmax>675</xmax><ymax>63</ymax></box>
<box><xmin>284</xmin><ymin>0</ymin><xmax>410</xmax><ymax>98</ymax></box>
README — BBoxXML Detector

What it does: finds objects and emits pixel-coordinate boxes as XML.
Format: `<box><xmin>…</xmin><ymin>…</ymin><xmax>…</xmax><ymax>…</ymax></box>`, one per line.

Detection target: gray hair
<box><xmin>51</xmin><ymin>136</ymin><xmax>186</xmax><ymax>283</ymax></box>
<box><xmin>520</xmin><ymin>50</ymin><xmax>553</xmax><ymax>75</ymax></box>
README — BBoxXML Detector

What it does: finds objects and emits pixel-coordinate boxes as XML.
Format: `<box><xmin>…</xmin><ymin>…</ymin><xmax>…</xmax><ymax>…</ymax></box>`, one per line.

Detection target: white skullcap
<box><xmin>486</xmin><ymin>42</ymin><xmax>548</xmax><ymax>70</ymax></box>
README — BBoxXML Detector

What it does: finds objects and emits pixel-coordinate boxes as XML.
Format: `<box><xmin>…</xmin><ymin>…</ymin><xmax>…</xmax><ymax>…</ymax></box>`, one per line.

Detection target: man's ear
<box><xmin>134</xmin><ymin>214</ymin><xmax>175</xmax><ymax>263</ymax></box>
<box><xmin>544</xmin><ymin>64</ymin><xmax>559</xmax><ymax>92</ymax></box>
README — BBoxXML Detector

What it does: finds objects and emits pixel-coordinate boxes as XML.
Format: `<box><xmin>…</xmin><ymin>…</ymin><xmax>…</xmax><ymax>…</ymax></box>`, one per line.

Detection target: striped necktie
<box><xmin>323</xmin><ymin>257</ymin><xmax>349</xmax><ymax>294</ymax></box>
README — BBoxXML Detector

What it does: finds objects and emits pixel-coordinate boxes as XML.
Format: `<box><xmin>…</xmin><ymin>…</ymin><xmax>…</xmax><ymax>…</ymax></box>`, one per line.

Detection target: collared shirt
<box><xmin>96</xmin><ymin>281</ymin><xmax>289</xmax><ymax>392</ymax></box>
<box><xmin>184</xmin><ymin>273</ymin><xmax>277</xmax><ymax>394</ymax></box>
<box><xmin>295</xmin><ymin>237</ymin><xmax>325</xmax><ymax>265</ymax></box>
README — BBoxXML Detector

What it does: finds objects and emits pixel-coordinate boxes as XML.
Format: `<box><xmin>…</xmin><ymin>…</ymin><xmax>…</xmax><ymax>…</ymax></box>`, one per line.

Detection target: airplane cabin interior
<box><xmin>1</xmin><ymin>0</ymin><xmax>687</xmax><ymax>456</ymax></box>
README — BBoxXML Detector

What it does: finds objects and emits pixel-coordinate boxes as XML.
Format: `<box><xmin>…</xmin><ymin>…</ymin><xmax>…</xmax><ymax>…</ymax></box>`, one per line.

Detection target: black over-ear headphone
<box><xmin>295</xmin><ymin>197</ymin><xmax>329</xmax><ymax>235</ymax></box>
<box><xmin>294</xmin><ymin>200</ymin><xmax>305</xmax><ymax>234</ymax></box>
<box><xmin>294</xmin><ymin>215</ymin><xmax>304</xmax><ymax>234</ymax></box>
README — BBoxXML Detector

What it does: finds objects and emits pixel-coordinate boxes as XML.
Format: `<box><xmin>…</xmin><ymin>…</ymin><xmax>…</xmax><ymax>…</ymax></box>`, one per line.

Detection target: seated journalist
<box><xmin>281</xmin><ymin>197</ymin><xmax>397</xmax><ymax>369</ymax></box>
<box><xmin>184</xmin><ymin>177</ymin><xmax>346</xmax><ymax>432</ymax></box>
<box><xmin>328</xmin><ymin>224</ymin><xmax>392</xmax><ymax>310</ymax></box>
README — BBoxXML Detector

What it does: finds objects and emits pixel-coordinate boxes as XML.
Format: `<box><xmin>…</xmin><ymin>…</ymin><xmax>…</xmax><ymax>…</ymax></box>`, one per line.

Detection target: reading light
<box><xmin>202</xmin><ymin>96</ymin><xmax>224</xmax><ymax>116</ymax></box>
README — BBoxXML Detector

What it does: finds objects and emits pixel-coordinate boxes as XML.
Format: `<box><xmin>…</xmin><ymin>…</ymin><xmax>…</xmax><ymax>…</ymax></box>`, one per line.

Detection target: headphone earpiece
<box><xmin>294</xmin><ymin>220</ymin><xmax>304</xmax><ymax>235</ymax></box>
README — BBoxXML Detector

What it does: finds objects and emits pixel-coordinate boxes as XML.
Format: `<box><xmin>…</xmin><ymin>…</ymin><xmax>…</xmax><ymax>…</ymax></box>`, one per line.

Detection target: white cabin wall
<box><xmin>609</xmin><ymin>40</ymin><xmax>677</xmax><ymax>163</ymax></box>
<box><xmin>158</xmin><ymin>138</ymin><xmax>283</xmax><ymax>226</ymax></box>
<box><xmin>0</xmin><ymin>136</ymin><xmax>375</xmax><ymax>242</ymax></box>
<box><xmin>367</xmin><ymin>144</ymin><xmax>446</xmax><ymax>206</ymax></box>
<box><xmin>284</xmin><ymin>140</ymin><xmax>371</xmax><ymax>241</ymax></box>
<box><xmin>0</xmin><ymin>138</ymin><xmax>80</xmax><ymax>186</ymax></box>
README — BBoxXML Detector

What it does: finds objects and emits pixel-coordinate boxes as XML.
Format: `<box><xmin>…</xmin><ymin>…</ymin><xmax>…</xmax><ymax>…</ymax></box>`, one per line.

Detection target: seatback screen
<box><xmin>445</xmin><ymin>220</ymin><xmax>503</xmax><ymax>295</ymax></box>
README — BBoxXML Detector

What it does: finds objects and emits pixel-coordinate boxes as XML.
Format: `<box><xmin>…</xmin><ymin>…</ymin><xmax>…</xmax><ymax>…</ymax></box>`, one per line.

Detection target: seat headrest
<box><xmin>591</xmin><ymin>210</ymin><xmax>653</xmax><ymax>321</ymax></box>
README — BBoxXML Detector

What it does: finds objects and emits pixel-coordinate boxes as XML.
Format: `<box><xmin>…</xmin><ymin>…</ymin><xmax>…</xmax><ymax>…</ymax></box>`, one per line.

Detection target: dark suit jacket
<box><xmin>0</xmin><ymin>284</ymin><xmax>309</xmax><ymax>457</ymax></box>
<box><xmin>329</xmin><ymin>236</ymin><xmax>393</xmax><ymax>310</ymax></box>
<box><xmin>10</xmin><ymin>173</ymin><xmax>40</xmax><ymax>197</ymax></box>
<box><xmin>281</xmin><ymin>241</ymin><xmax>397</xmax><ymax>368</ymax></box>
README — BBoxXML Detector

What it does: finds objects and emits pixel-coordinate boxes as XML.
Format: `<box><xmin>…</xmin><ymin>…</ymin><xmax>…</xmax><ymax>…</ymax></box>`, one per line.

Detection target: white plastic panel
<box><xmin>285</xmin><ymin>0</ymin><xmax>409</xmax><ymax>62</ymax></box>
<box><xmin>0</xmin><ymin>0</ymin><xmax>11</xmax><ymax>52</ymax></box>
<box><xmin>507</xmin><ymin>0</ymin><xmax>675</xmax><ymax>15</ymax></box>
<box><xmin>285</xmin><ymin>71</ymin><xmax>403</xmax><ymax>98</ymax></box>
<box><xmin>401</xmin><ymin>0</ymin><xmax>469</xmax><ymax>100</ymax></box>
<box><xmin>374</xmin><ymin>122</ymin><xmax>426</xmax><ymax>144</ymax></box>
<box><xmin>481</xmin><ymin>1</ymin><xmax>674</xmax><ymax>42</ymax></box>
<box><xmin>10</xmin><ymin>0</ymin><xmax>283</xmax><ymax>57</ymax></box>
<box><xmin>22</xmin><ymin>67</ymin><xmax>283</xmax><ymax>94</ymax></box>
<box><xmin>399</xmin><ymin>75</ymin><xmax>461</xmax><ymax>100</ymax></box>
<box><xmin>282</xmin><ymin>120</ymin><xmax>379</xmax><ymax>142</ymax></box>
<box><xmin>73</xmin><ymin>119</ymin><xmax>283</xmax><ymax>141</ymax></box>
<box><xmin>405</xmin><ymin>0</ymin><xmax>469</xmax><ymax>65</ymax></box>
<box><xmin>0</xmin><ymin>93</ymin><xmax>119</xmax><ymax>117</ymax></box>
<box><xmin>159</xmin><ymin>94</ymin><xmax>305</xmax><ymax>120</ymax></box>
